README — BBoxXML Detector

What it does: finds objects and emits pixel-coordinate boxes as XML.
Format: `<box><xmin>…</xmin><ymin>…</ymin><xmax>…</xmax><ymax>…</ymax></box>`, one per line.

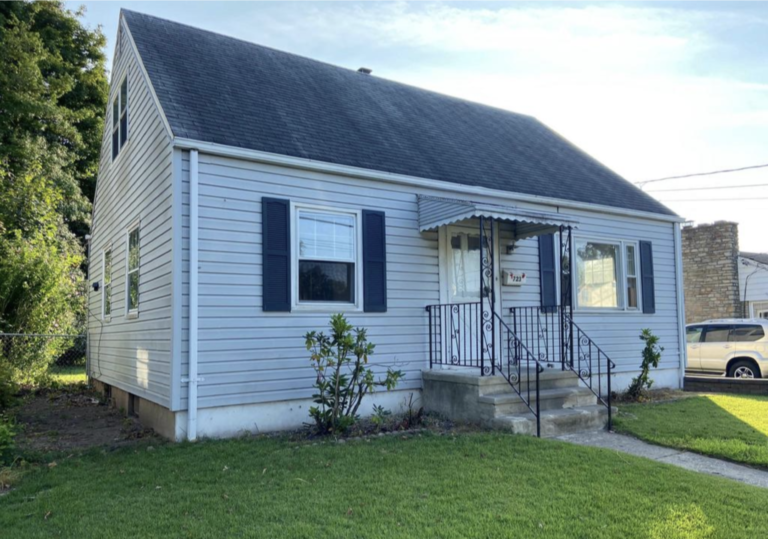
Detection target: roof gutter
<box><xmin>172</xmin><ymin>138</ymin><xmax>686</xmax><ymax>225</ymax></box>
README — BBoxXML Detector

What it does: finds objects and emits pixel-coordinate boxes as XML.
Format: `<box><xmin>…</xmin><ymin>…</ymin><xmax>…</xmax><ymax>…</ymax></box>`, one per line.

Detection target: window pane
<box><xmin>104</xmin><ymin>283</ymin><xmax>112</xmax><ymax>317</ymax></box>
<box><xmin>730</xmin><ymin>325</ymin><xmax>765</xmax><ymax>342</ymax></box>
<box><xmin>113</xmin><ymin>99</ymin><xmax>119</xmax><ymax>127</ymax></box>
<box><xmin>128</xmin><ymin>228</ymin><xmax>140</xmax><ymax>270</ymax></box>
<box><xmin>128</xmin><ymin>271</ymin><xmax>139</xmax><ymax>311</ymax></box>
<box><xmin>299</xmin><ymin>261</ymin><xmax>354</xmax><ymax>302</ymax></box>
<box><xmin>112</xmin><ymin>129</ymin><xmax>119</xmax><ymax>159</ymax></box>
<box><xmin>299</xmin><ymin>212</ymin><xmax>355</xmax><ymax>260</ymax></box>
<box><xmin>626</xmin><ymin>245</ymin><xmax>636</xmax><ymax>276</ymax></box>
<box><xmin>120</xmin><ymin>113</ymin><xmax>128</xmax><ymax>148</ymax></box>
<box><xmin>686</xmin><ymin>326</ymin><xmax>702</xmax><ymax>343</ymax></box>
<box><xmin>576</xmin><ymin>241</ymin><xmax>619</xmax><ymax>308</ymax></box>
<box><xmin>120</xmin><ymin>79</ymin><xmax>128</xmax><ymax>112</ymax></box>
<box><xmin>104</xmin><ymin>250</ymin><xmax>112</xmax><ymax>283</ymax></box>
<box><xmin>627</xmin><ymin>276</ymin><xmax>638</xmax><ymax>309</ymax></box>
<box><xmin>703</xmin><ymin>327</ymin><xmax>730</xmax><ymax>343</ymax></box>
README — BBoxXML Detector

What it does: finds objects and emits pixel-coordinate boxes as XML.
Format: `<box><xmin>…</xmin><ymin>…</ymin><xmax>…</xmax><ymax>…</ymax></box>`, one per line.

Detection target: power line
<box><xmin>635</xmin><ymin>163</ymin><xmax>768</xmax><ymax>186</ymax></box>
<box><xmin>647</xmin><ymin>182</ymin><xmax>768</xmax><ymax>193</ymax></box>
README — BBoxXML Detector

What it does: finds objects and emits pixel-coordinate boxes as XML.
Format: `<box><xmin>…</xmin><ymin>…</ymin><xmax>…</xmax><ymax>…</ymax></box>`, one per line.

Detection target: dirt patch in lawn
<box><xmin>12</xmin><ymin>385</ymin><xmax>156</xmax><ymax>458</ymax></box>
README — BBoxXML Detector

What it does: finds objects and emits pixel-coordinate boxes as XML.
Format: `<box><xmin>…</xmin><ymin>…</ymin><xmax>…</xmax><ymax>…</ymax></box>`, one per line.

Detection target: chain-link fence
<box><xmin>0</xmin><ymin>333</ymin><xmax>87</xmax><ymax>370</ymax></box>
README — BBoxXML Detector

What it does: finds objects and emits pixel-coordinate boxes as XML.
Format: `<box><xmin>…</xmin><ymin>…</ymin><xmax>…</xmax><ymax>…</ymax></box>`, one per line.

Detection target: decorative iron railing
<box><xmin>509</xmin><ymin>305</ymin><xmax>568</xmax><ymax>368</ymax></box>
<box><xmin>426</xmin><ymin>302</ymin><xmax>488</xmax><ymax>371</ymax></box>
<box><xmin>493</xmin><ymin>312</ymin><xmax>545</xmax><ymax>436</ymax></box>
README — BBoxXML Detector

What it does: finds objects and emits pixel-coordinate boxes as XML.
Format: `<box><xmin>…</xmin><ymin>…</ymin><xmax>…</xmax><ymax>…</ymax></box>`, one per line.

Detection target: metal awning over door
<box><xmin>417</xmin><ymin>195</ymin><xmax>578</xmax><ymax>239</ymax></box>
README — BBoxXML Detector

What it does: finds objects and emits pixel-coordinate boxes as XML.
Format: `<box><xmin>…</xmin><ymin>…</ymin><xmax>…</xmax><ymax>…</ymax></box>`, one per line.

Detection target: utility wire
<box><xmin>658</xmin><ymin>197</ymin><xmax>768</xmax><ymax>203</ymax></box>
<box><xmin>635</xmin><ymin>163</ymin><xmax>768</xmax><ymax>186</ymax></box>
<box><xmin>647</xmin><ymin>182</ymin><xmax>768</xmax><ymax>193</ymax></box>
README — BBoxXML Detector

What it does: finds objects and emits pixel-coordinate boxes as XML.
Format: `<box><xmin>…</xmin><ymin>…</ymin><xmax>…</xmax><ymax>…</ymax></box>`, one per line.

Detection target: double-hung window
<box><xmin>102</xmin><ymin>248</ymin><xmax>112</xmax><ymax>319</ymax></box>
<box><xmin>296</xmin><ymin>208</ymin><xmax>359</xmax><ymax>306</ymax></box>
<box><xmin>112</xmin><ymin>77</ymin><xmax>128</xmax><ymax>159</ymax></box>
<box><xmin>126</xmin><ymin>224</ymin><xmax>140</xmax><ymax>315</ymax></box>
<box><xmin>574</xmin><ymin>238</ymin><xmax>640</xmax><ymax>311</ymax></box>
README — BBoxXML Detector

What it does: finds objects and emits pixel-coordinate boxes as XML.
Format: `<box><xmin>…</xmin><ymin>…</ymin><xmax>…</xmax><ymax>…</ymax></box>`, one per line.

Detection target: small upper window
<box><xmin>127</xmin><ymin>225</ymin><xmax>140</xmax><ymax>314</ymax></box>
<box><xmin>297</xmin><ymin>209</ymin><xmax>357</xmax><ymax>304</ymax></box>
<box><xmin>112</xmin><ymin>78</ymin><xmax>128</xmax><ymax>159</ymax></box>
<box><xmin>102</xmin><ymin>248</ymin><xmax>112</xmax><ymax>319</ymax></box>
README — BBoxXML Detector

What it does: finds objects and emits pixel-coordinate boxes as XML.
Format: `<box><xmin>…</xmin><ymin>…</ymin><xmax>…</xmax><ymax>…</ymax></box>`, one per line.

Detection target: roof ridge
<box><xmin>119</xmin><ymin>9</ymin><xmax>538</xmax><ymax>122</ymax></box>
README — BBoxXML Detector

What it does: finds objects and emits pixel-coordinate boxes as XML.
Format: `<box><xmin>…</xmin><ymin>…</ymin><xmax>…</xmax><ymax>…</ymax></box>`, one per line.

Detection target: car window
<box><xmin>703</xmin><ymin>326</ymin><xmax>731</xmax><ymax>343</ymax></box>
<box><xmin>730</xmin><ymin>325</ymin><xmax>766</xmax><ymax>342</ymax></box>
<box><xmin>686</xmin><ymin>326</ymin><xmax>703</xmax><ymax>343</ymax></box>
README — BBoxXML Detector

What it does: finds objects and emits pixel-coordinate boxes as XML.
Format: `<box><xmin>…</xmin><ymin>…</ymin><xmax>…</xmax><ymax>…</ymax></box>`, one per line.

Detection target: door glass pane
<box><xmin>703</xmin><ymin>327</ymin><xmax>730</xmax><ymax>343</ymax></box>
<box><xmin>450</xmin><ymin>232</ymin><xmax>481</xmax><ymax>301</ymax></box>
<box><xmin>576</xmin><ymin>241</ymin><xmax>620</xmax><ymax>308</ymax></box>
<box><xmin>299</xmin><ymin>261</ymin><xmax>354</xmax><ymax>302</ymax></box>
<box><xmin>686</xmin><ymin>326</ymin><xmax>703</xmax><ymax>343</ymax></box>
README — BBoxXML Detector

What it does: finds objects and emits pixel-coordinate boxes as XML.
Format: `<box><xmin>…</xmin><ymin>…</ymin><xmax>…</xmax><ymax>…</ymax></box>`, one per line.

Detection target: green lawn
<box><xmin>2</xmin><ymin>433</ymin><xmax>768</xmax><ymax>538</ymax></box>
<box><xmin>48</xmin><ymin>365</ymin><xmax>87</xmax><ymax>385</ymax></box>
<box><xmin>615</xmin><ymin>393</ymin><xmax>768</xmax><ymax>468</ymax></box>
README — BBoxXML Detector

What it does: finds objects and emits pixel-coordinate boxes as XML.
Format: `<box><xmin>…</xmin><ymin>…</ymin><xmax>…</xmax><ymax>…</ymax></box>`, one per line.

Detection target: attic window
<box><xmin>112</xmin><ymin>77</ymin><xmax>128</xmax><ymax>159</ymax></box>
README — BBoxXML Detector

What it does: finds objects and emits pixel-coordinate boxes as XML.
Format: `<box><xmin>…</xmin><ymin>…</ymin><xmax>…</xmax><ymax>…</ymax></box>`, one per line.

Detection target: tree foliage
<box><xmin>0</xmin><ymin>1</ymin><xmax>106</xmax><ymax>383</ymax></box>
<box><xmin>626</xmin><ymin>328</ymin><xmax>664</xmax><ymax>401</ymax></box>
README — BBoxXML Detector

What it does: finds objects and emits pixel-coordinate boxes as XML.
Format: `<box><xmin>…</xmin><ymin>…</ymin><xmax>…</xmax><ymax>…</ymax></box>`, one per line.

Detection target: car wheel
<box><xmin>728</xmin><ymin>360</ymin><xmax>761</xmax><ymax>379</ymax></box>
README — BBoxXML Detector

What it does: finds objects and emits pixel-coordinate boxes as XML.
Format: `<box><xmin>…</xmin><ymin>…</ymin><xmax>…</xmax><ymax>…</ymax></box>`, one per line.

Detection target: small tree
<box><xmin>305</xmin><ymin>314</ymin><xmax>403</xmax><ymax>434</ymax></box>
<box><xmin>626</xmin><ymin>328</ymin><xmax>663</xmax><ymax>401</ymax></box>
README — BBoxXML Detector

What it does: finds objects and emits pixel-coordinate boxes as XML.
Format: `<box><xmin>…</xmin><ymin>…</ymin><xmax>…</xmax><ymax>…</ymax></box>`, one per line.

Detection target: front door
<box><xmin>439</xmin><ymin>224</ymin><xmax>499</xmax><ymax>368</ymax></box>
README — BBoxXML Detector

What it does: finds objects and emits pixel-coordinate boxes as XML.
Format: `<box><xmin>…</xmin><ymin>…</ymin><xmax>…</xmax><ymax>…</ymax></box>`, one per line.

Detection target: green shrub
<box><xmin>626</xmin><ymin>328</ymin><xmax>663</xmax><ymax>401</ymax></box>
<box><xmin>0</xmin><ymin>415</ymin><xmax>15</xmax><ymax>466</ymax></box>
<box><xmin>305</xmin><ymin>314</ymin><xmax>403</xmax><ymax>434</ymax></box>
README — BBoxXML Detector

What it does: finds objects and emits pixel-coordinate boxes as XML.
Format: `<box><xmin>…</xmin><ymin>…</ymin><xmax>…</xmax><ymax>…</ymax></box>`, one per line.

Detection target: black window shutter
<box><xmin>262</xmin><ymin>198</ymin><xmax>291</xmax><ymax>312</ymax></box>
<box><xmin>362</xmin><ymin>210</ymin><xmax>387</xmax><ymax>312</ymax></box>
<box><xmin>539</xmin><ymin>234</ymin><xmax>557</xmax><ymax>311</ymax></box>
<box><xmin>640</xmin><ymin>241</ymin><xmax>655</xmax><ymax>314</ymax></box>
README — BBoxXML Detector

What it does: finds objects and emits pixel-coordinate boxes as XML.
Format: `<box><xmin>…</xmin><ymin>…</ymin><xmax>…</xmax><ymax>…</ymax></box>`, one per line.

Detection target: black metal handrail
<box><xmin>493</xmin><ymin>311</ymin><xmax>545</xmax><ymax>437</ymax></box>
<box><xmin>562</xmin><ymin>313</ymin><xmax>616</xmax><ymax>430</ymax></box>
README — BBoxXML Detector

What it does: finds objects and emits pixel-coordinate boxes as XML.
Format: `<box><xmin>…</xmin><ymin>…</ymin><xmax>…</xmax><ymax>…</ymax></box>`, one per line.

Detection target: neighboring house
<box><xmin>740</xmin><ymin>252</ymin><xmax>768</xmax><ymax>319</ymax></box>
<box><xmin>87</xmin><ymin>10</ymin><xmax>687</xmax><ymax>440</ymax></box>
<box><xmin>682</xmin><ymin>221</ymin><xmax>768</xmax><ymax>322</ymax></box>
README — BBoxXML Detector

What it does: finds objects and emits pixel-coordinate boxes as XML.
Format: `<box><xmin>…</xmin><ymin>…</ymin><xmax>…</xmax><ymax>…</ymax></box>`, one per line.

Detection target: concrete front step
<box><xmin>477</xmin><ymin>386</ymin><xmax>597</xmax><ymax>416</ymax></box>
<box><xmin>491</xmin><ymin>405</ymin><xmax>616</xmax><ymax>438</ymax></box>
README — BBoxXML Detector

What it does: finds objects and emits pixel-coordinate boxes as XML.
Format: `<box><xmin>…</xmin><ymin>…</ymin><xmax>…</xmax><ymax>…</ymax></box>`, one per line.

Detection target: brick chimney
<box><xmin>682</xmin><ymin>221</ymin><xmax>741</xmax><ymax>323</ymax></box>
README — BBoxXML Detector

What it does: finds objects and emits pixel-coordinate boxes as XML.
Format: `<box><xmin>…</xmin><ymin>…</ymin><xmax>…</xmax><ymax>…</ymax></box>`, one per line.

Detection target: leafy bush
<box><xmin>626</xmin><ymin>328</ymin><xmax>664</xmax><ymax>401</ymax></box>
<box><xmin>305</xmin><ymin>314</ymin><xmax>403</xmax><ymax>434</ymax></box>
<box><xmin>0</xmin><ymin>414</ymin><xmax>15</xmax><ymax>466</ymax></box>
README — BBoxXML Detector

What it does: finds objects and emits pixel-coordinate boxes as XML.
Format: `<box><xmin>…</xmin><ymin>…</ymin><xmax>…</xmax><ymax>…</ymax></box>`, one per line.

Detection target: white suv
<box><xmin>686</xmin><ymin>319</ymin><xmax>768</xmax><ymax>379</ymax></box>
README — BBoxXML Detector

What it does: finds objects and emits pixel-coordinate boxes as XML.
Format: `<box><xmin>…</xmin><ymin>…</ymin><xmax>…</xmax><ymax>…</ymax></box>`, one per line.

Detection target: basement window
<box><xmin>112</xmin><ymin>77</ymin><xmax>128</xmax><ymax>159</ymax></box>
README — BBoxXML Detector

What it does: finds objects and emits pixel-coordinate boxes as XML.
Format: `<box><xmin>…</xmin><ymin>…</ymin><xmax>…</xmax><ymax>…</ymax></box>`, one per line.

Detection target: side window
<box><xmin>686</xmin><ymin>326</ymin><xmax>703</xmax><ymax>343</ymax></box>
<box><xmin>730</xmin><ymin>325</ymin><xmax>765</xmax><ymax>342</ymax></box>
<box><xmin>126</xmin><ymin>224</ymin><xmax>140</xmax><ymax>314</ymax></box>
<box><xmin>112</xmin><ymin>77</ymin><xmax>128</xmax><ymax>159</ymax></box>
<box><xmin>102</xmin><ymin>248</ymin><xmax>112</xmax><ymax>319</ymax></box>
<box><xmin>703</xmin><ymin>326</ymin><xmax>731</xmax><ymax>343</ymax></box>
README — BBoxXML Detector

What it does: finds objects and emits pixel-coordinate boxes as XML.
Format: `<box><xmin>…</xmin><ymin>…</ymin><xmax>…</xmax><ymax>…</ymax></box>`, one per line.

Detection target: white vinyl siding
<box><xmin>179</xmin><ymin>151</ymin><xmax>683</xmax><ymax>411</ymax></box>
<box><xmin>87</xmin><ymin>21</ymin><xmax>175</xmax><ymax>409</ymax></box>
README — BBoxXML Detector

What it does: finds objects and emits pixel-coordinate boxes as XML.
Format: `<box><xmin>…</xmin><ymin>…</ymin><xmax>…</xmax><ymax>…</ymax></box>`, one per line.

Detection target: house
<box><xmin>87</xmin><ymin>10</ymin><xmax>687</xmax><ymax>440</ymax></box>
<box><xmin>682</xmin><ymin>221</ymin><xmax>768</xmax><ymax>322</ymax></box>
<box><xmin>740</xmin><ymin>252</ymin><xmax>768</xmax><ymax>319</ymax></box>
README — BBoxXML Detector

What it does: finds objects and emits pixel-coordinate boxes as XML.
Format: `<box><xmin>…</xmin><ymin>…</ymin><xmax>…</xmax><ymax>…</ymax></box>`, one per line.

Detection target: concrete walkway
<box><xmin>557</xmin><ymin>430</ymin><xmax>768</xmax><ymax>489</ymax></box>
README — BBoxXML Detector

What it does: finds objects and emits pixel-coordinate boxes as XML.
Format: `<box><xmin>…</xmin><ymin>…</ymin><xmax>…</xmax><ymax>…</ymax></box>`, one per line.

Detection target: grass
<box><xmin>1</xmin><ymin>432</ymin><xmax>768</xmax><ymax>538</ymax></box>
<box><xmin>47</xmin><ymin>365</ymin><xmax>86</xmax><ymax>385</ymax></box>
<box><xmin>615</xmin><ymin>393</ymin><xmax>768</xmax><ymax>468</ymax></box>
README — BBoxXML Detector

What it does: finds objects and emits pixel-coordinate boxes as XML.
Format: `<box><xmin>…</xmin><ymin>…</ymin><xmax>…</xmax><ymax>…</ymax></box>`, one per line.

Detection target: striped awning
<box><xmin>417</xmin><ymin>195</ymin><xmax>578</xmax><ymax>239</ymax></box>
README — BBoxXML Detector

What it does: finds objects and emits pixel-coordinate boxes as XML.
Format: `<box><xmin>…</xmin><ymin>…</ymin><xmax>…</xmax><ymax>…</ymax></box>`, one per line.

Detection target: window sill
<box><xmin>126</xmin><ymin>311</ymin><xmax>139</xmax><ymax>320</ymax></box>
<box><xmin>574</xmin><ymin>308</ymin><xmax>643</xmax><ymax>315</ymax></box>
<box><xmin>292</xmin><ymin>303</ymin><xmax>362</xmax><ymax>313</ymax></box>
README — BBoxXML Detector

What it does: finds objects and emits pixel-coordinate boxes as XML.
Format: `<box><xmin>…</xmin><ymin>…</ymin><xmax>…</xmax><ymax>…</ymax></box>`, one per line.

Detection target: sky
<box><xmin>66</xmin><ymin>1</ymin><xmax>768</xmax><ymax>252</ymax></box>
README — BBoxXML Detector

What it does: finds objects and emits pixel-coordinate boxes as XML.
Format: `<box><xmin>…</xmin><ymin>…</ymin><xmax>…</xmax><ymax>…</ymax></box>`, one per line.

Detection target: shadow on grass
<box><xmin>615</xmin><ymin>393</ymin><xmax>768</xmax><ymax>468</ymax></box>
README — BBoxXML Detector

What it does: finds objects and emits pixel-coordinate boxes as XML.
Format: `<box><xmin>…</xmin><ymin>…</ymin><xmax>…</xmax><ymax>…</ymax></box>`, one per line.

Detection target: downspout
<box><xmin>673</xmin><ymin>223</ymin><xmax>687</xmax><ymax>388</ymax></box>
<box><xmin>187</xmin><ymin>149</ymin><xmax>200</xmax><ymax>440</ymax></box>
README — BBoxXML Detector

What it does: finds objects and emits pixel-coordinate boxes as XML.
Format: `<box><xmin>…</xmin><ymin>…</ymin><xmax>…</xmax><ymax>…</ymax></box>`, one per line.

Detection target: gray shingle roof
<box><xmin>123</xmin><ymin>10</ymin><xmax>676</xmax><ymax>216</ymax></box>
<box><xmin>742</xmin><ymin>252</ymin><xmax>768</xmax><ymax>265</ymax></box>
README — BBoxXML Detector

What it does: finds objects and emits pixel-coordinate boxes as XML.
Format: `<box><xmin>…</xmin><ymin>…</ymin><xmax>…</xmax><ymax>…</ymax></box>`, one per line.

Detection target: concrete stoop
<box><xmin>422</xmin><ymin>368</ymin><xmax>613</xmax><ymax>437</ymax></box>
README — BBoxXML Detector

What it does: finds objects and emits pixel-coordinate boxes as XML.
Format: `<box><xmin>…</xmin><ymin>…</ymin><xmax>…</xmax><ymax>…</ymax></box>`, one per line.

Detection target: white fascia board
<box><xmin>172</xmin><ymin>137</ymin><xmax>686</xmax><ymax>224</ymax></box>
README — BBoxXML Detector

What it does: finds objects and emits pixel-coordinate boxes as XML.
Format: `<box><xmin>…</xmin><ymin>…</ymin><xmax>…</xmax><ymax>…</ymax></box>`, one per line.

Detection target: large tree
<box><xmin>0</xmin><ymin>2</ymin><xmax>107</xmax><ymax>381</ymax></box>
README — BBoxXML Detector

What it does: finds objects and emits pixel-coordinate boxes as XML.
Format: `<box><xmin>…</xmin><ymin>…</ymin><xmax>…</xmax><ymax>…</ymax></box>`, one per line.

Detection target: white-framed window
<box><xmin>574</xmin><ymin>237</ymin><xmax>640</xmax><ymax>311</ymax></box>
<box><xmin>102</xmin><ymin>248</ymin><xmax>112</xmax><ymax>320</ymax></box>
<box><xmin>112</xmin><ymin>77</ymin><xmax>128</xmax><ymax>160</ymax></box>
<box><xmin>126</xmin><ymin>223</ymin><xmax>140</xmax><ymax>316</ymax></box>
<box><xmin>293</xmin><ymin>205</ymin><xmax>362</xmax><ymax>309</ymax></box>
